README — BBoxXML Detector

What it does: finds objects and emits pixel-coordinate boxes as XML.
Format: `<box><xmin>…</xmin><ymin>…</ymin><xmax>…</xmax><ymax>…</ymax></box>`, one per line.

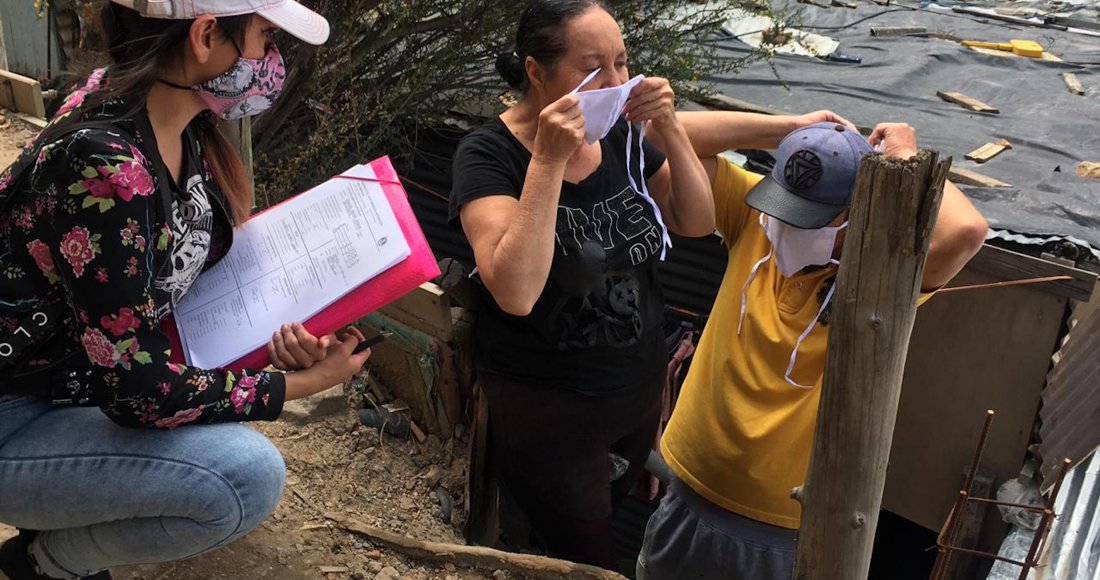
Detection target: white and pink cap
<box><xmin>110</xmin><ymin>0</ymin><xmax>330</xmax><ymax>45</ymax></box>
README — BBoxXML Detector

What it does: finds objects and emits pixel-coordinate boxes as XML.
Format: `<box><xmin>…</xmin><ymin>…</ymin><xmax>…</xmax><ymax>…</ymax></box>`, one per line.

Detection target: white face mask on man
<box><xmin>763</xmin><ymin>215</ymin><xmax>848</xmax><ymax>277</ymax></box>
<box><xmin>737</xmin><ymin>214</ymin><xmax>848</xmax><ymax>390</ymax></box>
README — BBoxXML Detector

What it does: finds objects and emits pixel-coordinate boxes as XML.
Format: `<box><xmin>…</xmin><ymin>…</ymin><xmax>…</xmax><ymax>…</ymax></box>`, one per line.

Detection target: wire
<box><xmin>398</xmin><ymin>174</ymin><xmax>452</xmax><ymax>203</ymax></box>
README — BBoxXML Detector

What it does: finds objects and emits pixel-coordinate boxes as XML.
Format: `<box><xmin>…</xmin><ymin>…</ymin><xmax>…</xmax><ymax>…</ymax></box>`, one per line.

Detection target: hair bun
<box><xmin>494</xmin><ymin>50</ymin><xmax>527</xmax><ymax>91</ymax></box>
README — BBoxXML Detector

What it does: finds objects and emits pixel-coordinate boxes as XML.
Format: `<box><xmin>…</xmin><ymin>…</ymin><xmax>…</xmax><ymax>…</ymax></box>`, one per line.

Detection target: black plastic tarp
<box><xmin>699</xmin><ymin>1</ymin><xmax>1100</xmax><ymax>262</ymax></box>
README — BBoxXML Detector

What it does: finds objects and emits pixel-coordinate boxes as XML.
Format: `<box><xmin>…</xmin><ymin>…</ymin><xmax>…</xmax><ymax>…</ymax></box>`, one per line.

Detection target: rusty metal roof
<box><xmin>1039</xmin><ymin>292</ymin><xmax>1100</xmax><ymax>494</ymax></box>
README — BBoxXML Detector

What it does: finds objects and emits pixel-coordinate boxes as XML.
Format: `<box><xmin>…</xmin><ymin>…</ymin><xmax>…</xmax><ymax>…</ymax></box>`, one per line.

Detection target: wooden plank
<box><xmin>937</xmin><ymin>91</ymin><xmax>1000</xmax><ymax>114</ymax></box>
<box><xmin>1063</xmin><ymin>73</ymin><xmax>1086</xmax><ymax>96</ymax></box>
<box><xmin>328</xmin><ymin>512</ymin><xmax>626</xmax><ymax>579</ymax></box>
<box><xmin>966</xmin><ymin>244</ymin><xmax>1096</xmax><ymax>303</ymax></box>
<box><xmin>1078</xmin><ymin>161</ymin><xmax>1100</xmax><ymax>179</ymax></box>
<box><xmin>793</xmin><ymin>150</ymin><xmax>949</xmax><ymax>580</ymax></box>
<box><xmin>6</xmin><ymin>109</ymin><xmax>46</xmax><ymax>130</ymax></box>
<box><xmin>694</xmin><ymin>93</ymin><xmax>791</xmax><ymax>117</ymax></box>
<box><xmin>964</xmin><ymin>139</ymin><xmax>1012</xmax><ymax>163</ymax></box>
<box><xmin>948</xmin><ymin>167</ymin><xmax>1011</xmax><ymax>188</ymax></box>
<box><xmin>870</xmin><ymin>26</ymin><xmax>927</xmax><ymax>37</ymax></box>
<box><xmin>0</xmin><ymin>69</ymin><xmax>45</xmax><ymax>118</ymax></box>
<box><xmin>965</xmin><ymin>45</ymin><xmax>1063</xmax><ymax>62</ymax></box>
<box><xmin>831</xmin><ymin>0</ymin><xmax>857</xmax><ymax>8</ymax></box>
<box><xmin>380</xmin><ymin>282</ymin><xmax>452</xmax><ymax>342</ymax></box>
<box><xmin>464</xmin><ymin>384</ymin><xmax>501</xmax><ymax>547</ymax></box>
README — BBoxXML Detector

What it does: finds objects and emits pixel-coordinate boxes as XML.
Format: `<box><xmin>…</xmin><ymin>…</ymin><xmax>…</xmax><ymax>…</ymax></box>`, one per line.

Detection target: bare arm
<box><xmin>625</xmin><ymin>78</ymin><xmax>715</xmax><ymax>237</ymax></box>
<box><xmin>459</xmin><ymin>95</ymin><xmax>585</xmax><ymax>317</ymax></box>
<box><xmin>650</xmin><ymin>110</ymin><xmax>856</xmax><ymax>157</ymax></box>
<box><xmin>460</xmin><ymin>159</ymin><xmax>569</xmax><ymax>316</ymax></box>
<box><xmin>871</xmin><ymin>123</ymin><xmax>988</xmax><ymax>291</ymax></box>
<box><xmin>922</xmin><ymin>179</ymin><xmax>988</xmax><ymax>290</ymax></box>
<box><xmin>648</xmin><ymin>109</ymin><xmax>857</xmax><ymax>186</ymax></box>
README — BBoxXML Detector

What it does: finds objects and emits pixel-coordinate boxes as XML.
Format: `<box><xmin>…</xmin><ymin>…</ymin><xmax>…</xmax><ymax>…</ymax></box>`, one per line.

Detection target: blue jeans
<box><xmin>0</xmin><ymin>395</ymin><xmax>285</xmax><ymax>578</ymax></box>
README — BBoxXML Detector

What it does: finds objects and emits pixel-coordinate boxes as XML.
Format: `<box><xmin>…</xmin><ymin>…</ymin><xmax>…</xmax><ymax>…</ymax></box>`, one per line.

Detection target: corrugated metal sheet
<box><xmin>1037</xmin><ymin>450</ymin><xmax>1100</xmax><ymax>580</ymax></box>
<box><xmin>399</xmin><ymin>124</ymin><xmax>729</xmax><ymax>317</ymax></box>
<box><xmin>0</xmin><ymin>2</ymin><xmax>62</xmax><ymax>80</ymax></box>
<box><xmin>1038</xmin><ymin>291</ymin><xmax>1100</xmax><ymax>493</ymax></box>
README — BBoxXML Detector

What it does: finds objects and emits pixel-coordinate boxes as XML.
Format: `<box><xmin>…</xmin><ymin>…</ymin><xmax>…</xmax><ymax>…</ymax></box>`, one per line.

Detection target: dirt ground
<box><xmin>0</xmin><ymin>114</ymin><xmax>510</xmax><ymax>580</ymax></box>
<box><xmin>2</xmin><ymin>386</ymin><xmax>507</xmax><ymax>580</ymax></box>
<box><xmin>0</xmin><ymin>114</ymin><xmax>34</xmax><ymax>168</ymax></box>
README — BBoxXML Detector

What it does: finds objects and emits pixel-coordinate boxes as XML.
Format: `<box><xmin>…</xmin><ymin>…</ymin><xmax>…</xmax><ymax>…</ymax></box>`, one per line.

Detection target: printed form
<box><xmin>175</xmin><ymin>164</ymin><xmax>411</xmax><ymax>368</ymax></box>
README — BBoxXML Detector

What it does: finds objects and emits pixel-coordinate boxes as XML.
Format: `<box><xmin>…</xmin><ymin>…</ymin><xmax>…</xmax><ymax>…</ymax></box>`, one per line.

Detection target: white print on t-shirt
<box><xmin>155</xmin><ymin>174</ymin><xmax>213</xmax><ymax>308</ymax></box>
<box><xmin>555</xmin><ymin>187</ymin><xmax>663</xmax><ymax>266</ymax></box>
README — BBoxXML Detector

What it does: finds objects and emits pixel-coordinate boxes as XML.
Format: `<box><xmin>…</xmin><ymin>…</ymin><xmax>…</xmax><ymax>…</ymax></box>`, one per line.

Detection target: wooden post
<box><xmin>217</xmin><ymin>117</ymin><xmax>255</xmax><ymax>201</ymax></box>
<box><xmin>792</xmin><ymin>150</ymin><xmax>950</xmax><ymax>580</ymax></box>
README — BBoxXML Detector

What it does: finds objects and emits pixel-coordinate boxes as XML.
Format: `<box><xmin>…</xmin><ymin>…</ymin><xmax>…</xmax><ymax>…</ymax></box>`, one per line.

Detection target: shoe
<box><xmin>0</xmin><ymin>531</ymin><xmax>111</xmax><ymax>580</ymax></box>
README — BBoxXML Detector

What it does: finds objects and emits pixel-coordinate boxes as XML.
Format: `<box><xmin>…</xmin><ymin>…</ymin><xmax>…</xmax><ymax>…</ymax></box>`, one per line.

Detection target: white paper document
<box><xmin>175</xmin><ymin>165</ymin><xmax>411</xmax><ymax>368</ymax></box>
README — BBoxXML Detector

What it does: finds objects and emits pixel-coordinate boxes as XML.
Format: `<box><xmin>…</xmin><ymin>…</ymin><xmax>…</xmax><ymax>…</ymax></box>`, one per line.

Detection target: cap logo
<box><xmin>784</xmin><ymin>150</ymin><xmax>823</xmax><ymax>190</ymax></box>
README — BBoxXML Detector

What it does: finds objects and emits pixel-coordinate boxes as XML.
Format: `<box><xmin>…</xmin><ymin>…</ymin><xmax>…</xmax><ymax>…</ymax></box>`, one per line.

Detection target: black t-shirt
<box><xmin>132</xmin><ymin>114</ymin><xmax>223</xmax><ymax>314</ymax></box>
<box><xmin>450</xmin><ymin>118</ymin><xmax>669</xmax><ymax>394</ymax></box>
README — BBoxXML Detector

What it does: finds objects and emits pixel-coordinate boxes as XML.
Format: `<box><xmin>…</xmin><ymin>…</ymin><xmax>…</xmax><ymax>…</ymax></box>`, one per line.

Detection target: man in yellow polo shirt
<box><xmin>637</xmin><ymin>117</ymin><xmax>988</xmax><ymax>580</ymax></box>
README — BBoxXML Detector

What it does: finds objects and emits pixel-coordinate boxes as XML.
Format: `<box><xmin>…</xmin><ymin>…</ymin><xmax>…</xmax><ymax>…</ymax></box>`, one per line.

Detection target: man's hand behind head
<box><xmin>869</xmin><ymin>123</ymin><xmax>918</xmax><ymax>160</ymax></box>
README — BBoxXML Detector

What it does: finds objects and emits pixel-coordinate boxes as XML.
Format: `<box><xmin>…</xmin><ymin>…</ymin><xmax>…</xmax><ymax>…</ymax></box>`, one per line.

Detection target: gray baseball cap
<box><xmin>745</xmin><ymin>122</ymin><xmax>873</xmax><ymax>229</ymax></box>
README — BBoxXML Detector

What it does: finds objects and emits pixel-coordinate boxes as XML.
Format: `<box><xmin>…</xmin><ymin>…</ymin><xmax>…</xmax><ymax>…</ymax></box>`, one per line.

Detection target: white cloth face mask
<box><xmin>737</xmin><ymin>214</ymin><xmax>838</xmax><ymax>390</ymax></box>
<box><xmin>571</xmin><ymin>68</ymin><xmax>646</xmax><ymax>144</ymax></box>
<box><xmin>569</xmin><ymin>68</ymin><xmax>672</xmax><ymax>260</ymax></box>
<box><xmin>763</xmin><ymin>215</ymin><xmax>848</xmax><ymax>277</ymax></box>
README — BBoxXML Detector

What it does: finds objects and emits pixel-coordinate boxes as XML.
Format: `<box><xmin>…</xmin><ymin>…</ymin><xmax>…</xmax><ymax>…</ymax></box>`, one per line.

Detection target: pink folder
<box><xmin>164</xmin><ymin>156</ymin><xmax>441</xmax><ymax>370</ymax></box>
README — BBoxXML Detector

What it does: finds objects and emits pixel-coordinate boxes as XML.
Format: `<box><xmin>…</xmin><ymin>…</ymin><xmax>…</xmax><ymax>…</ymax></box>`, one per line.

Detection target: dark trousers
<box><xmin>480</xmin><ymin>371</ymin><xmax>665</xmax><ymax>570</ymax></box>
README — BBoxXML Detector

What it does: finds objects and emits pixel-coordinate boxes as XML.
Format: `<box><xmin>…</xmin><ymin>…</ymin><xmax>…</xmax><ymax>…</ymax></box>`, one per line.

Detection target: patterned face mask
<box><xmin>196</xmin><ymin>44</ymin><xmax>287</xmax><ymax>121</ymax></box>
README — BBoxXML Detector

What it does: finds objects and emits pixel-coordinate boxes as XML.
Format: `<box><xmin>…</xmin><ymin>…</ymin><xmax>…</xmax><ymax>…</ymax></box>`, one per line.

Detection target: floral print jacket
<box><xmin>0</xmin><ymin>70</ymin><xmax>285</xmax><ymax>428</ymax></box>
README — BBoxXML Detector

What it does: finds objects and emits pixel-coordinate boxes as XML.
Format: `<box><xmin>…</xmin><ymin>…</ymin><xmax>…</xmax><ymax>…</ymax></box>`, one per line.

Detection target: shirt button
<box><xmin>796</xmin><ymin>281</ymin><xmax>804</xmax><ymax>289</ymax></box>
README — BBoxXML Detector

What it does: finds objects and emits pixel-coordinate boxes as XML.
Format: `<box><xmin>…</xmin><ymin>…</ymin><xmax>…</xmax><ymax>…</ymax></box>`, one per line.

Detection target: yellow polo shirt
<box><xmin>661</xmin><ymin>157</ymin><xmax>931</xmax><ymax>529</ymax></box>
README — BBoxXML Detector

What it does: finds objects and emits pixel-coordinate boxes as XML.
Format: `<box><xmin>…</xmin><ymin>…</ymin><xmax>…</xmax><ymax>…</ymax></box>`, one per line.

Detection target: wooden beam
<box><xmin>964</xmin><ymin>139</ymin><xmax>1012</xmax><ymax>163</ymax></box>
<box><xmin>0</xmin><ymin>70</ymin><xmax>46</xmax><ymax>118</ymax></box>
<box><xmin>965</xmin><ymin>45</ymin><xmax>1063</xmax><ymax>62</ymax></box>
<box><xmin>793</xmin><ymin>150</ymin><xmax>950</xmax><ymax>580</ymax></box>
<box><xmin>949</xmin><ymin>167</ymin><xmax>1011</xmax><ymax>188</ymax></box>
<box><xmin>937</xmin><ymin>91</ymin><xmax>999</xmax><ymax>114</ymax></box>
<box><xmin>1078</xmin><ymin>161</ymin><xmax>1100</xmax><ymax>179</ymax></box>
<box><xmin>694</xmin><ymin>93</ymin><xmax>791</xmax><ymax>117</ymax></box>
<box><xmin>7</xmin><ymin>109</ymin><xmax>46</xmax><ymax>130</ymax></box>
<box><xmin>327</xmin><ymin>512</ymin><xmax>625</xmax><ymax>579</ymax></box>
<box><xmin>870</xmin><ymin>26</ymin><xmax>927</xmax><ymax>37</ymax></box>
<box><xmin>1063</xmin><ymin>73</ymin><xmax>1086</xmax><ymax>96</ymax></box>
<box><xmin>381</xmin><ymin>282</ymin><xmax>453</xmax><ymax>342</ymax></box>
<box><xmin>217</xmin><ymin>118</ymin><xmax>255</xmax><ymax>198</ymax></box>
<box><xmin>965</xmin><ymin>244</ymin><xmax>1096</xmax><ymax>303</ymax></box>
<box><xmin>465</xmin><ymin>384</ymin><xmax>501</xmax><ymax>547</ymax></box>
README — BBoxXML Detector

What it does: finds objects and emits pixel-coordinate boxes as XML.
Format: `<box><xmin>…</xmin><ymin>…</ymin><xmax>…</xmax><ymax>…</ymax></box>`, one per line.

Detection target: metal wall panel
<box><xmin>1039</xmin><ymin>284</ymin><xmax>1100</xmax><ymax>493</ymax></box>
<box><xmin>0</xmin><ymin>2</ymin><xmax>61</xmax><ymax>80</ymax></box>
<box><xmin>1038</xmin><ymin>450</ymin><xmax>1100</xmax><ymax>580</ymax></box>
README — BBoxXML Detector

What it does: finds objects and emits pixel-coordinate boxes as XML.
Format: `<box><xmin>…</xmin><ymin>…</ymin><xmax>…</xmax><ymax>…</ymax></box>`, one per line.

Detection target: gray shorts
<box><xmin>637</xmin><ymin>476</ymin><xmax>798</xmax><ymax>580</ymax></box>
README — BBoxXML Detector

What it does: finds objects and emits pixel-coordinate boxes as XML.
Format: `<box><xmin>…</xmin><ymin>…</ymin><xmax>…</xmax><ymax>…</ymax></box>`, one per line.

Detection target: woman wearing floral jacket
<box><xmin>0</xmin><ymin>2</ymin><xmax>369</xmax><ymax>579</ymax></box>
